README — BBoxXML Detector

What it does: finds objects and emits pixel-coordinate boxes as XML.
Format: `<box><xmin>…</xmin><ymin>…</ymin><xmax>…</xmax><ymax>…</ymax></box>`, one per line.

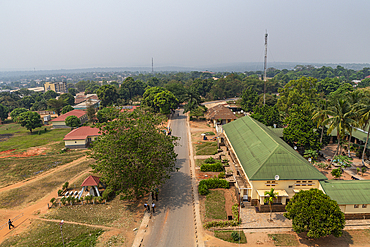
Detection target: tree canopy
<box><xmin>240</xmin><ymin>88</ymin><xmax>259</xmax><ymax>112</ymax></box>
<box><xmin>65</xmin><ymin>115</ymin><xmax>81</xmax><ymax>128</ymax></box>
<box><xmin>284</xmin><ymin>189</ymin><xmax>345</xmax><ymax>239</ymax></box>
<box><xmin>90</xmin><ymin>109</ymin><xmax>178</xmax><ymax>200</ymax></box>
<box><xmin>61</xmin><ymin>105</ymin><xmax>74</xmax><ymax>115</ymax></box>
<box><xmin>0</xmin><ymin>104</ymin><xmax>9</xmax><ymax>122</ymax></box>
<box><xmin>18</xmin><ymin>111</ymin><xmax>42</xmax><ymax>133</ymax></box>
<box><xmin>59</xmin><ymin>93</ymin><xmax>75</xmax><ymax>106</ymax></box>
<box><xmin>96</xmin><ymin>85</ymin><xmax>119</xmax><ymax>107</ymax></box>
<box><xmin>47</xmin><ymin>98</ymin><xmax>65</xmax><ymax>116</ymax></box>
<box><xmin>10</xmin><ymin>108</ymin><xmax>28</xmax><ymax>122</ymax></box>
<box><xmin>96</xmin><ymin>107</ymin><xmax>119</xmax><ymax>123</ymax></box>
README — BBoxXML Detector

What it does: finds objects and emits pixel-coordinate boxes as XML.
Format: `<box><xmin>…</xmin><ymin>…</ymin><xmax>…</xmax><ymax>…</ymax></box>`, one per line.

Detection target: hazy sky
<box><xmin>1</xmin><ymin>0</ymin><xmax>369</xmax><ymax>70</ymax></box>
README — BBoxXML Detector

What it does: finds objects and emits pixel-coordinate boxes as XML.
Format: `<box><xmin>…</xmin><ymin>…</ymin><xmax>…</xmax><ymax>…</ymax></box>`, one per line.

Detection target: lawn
<box><xmin>0</xmin><ymin>159</ymin><xmax>93</xmax><ymax>209</ymax></box>
<box><xmin>195</xmin><ymin>159</ymin><xmax>206</xmax><ymax>167</ymax></box>
<box><xmin>205</xmin><ymin>190</ymin><xmax>227</xmax><ymax>220</ymax></box>
<box><xmin>214</xmin><ymin>230</ymin><xmax>247</xmax><ymax>244</ymax></box>
<box><xmin>0</xmin><ymin>143</ymin><xmax>86</xmax><ymax>188</ymax></box>
<box><xmin>0</xmin><ymin>219</ymin><xmax>104</xmax><ymax>247</ymax></box>
<box><xmin>0</xmin><ymin>123</ymin><xmax>70</xmax><ymax>152</ymax></box>
<box><xmin>195</xmin><ymin>141</ymin><xmax>218</xmax><ymax>155</ymax></box>
<box><xmin>43</xmin><ymin>196</ymin><xmax>142</xmax><ymax>228</ymax></box>
<box><xmin>269</xmin><ymin>234</ymin><xmax>299</xmax><ymax>246</ymax></box>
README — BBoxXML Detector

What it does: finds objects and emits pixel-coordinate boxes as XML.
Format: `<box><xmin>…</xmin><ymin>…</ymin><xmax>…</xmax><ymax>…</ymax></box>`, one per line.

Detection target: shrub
<box><xmin>357</xmin><ymin>167</ymin><xmax>360</xmax><ymax>174</ymax></box>
<box><xmin>102</xmin><ymin>187</ymin><xmax>115</xmax><ymax>201</ymax></box>
<box><xmin>58</xmin><ymin>189</ymin><xmax>63</xmax><ymax>196</ymax></box>
<box><xmin>199</xmin><ymin>178</ymin><xmax>229</xmax><ymax>189</ymax></box>
<box><xmin>203</xmin><ymin>220</ymin><xmax>239</xmax><ymax>229</ymax></box>
<box><xmin>232</xmin><ymin>204</ymin><xmax>239</xmax><ymax>222</ymax></box>
<box><xmin>61</xmin><ymin>197</ymin><xmax>66</xmax><ymax>205</ymax></box>
<box><xmin>317</xmin><ymin>163</ymin><xmax>328</xmax><ymax>169</ymax></box>
<box><xmin>231</xmin><ymin>231</ymin><xmax>241</xmax><ymax>241</ymax></box>
<box><xmin>62</xmin><ymin>182</ymin><xmax>69</xmax><ymax>190</ymax></box>
<box><xmin>205</xmin><ymin>157</ymin><xmax>216</xmax><ymax>164</ymax></box>
<box><xmin>199</xmin><ymin>184</ymin><xmax>209</xmax><ymax>195</ymax></box>
<box><xmin>205</xmin><ymin>131</ymin><xmax>215</xmax><ymax>135</ymax></box>
<box><xmin>362</xmin><ymin>166</ymin><xmax>367</xmax><ymax>175</ymax></box>
<box><xmin>331</xmin><ymin>168</ymin><xmax>342</xmax><ymax>179</ymax></box>
<box><xmin>71</xmin><ymin>196</ymin><xmax>76</xmax><ymax>205</ymax></box>
<box><xmin>218</xmin><ymin>172</ymin><xmax>225</xmax><ymax>178</ymax></box>
<box><xmin>97</xmin><ymin>196</ymin><xmax>103</xmax><ymax>203</ymax></box>
<box><xmin>50</xmin><ymin>198</ymin><xmax>55</xmax><ymax>205</ymax></box>
<box><xmin>200</xmin><ymin>162</ymin><xmax>224</xmax><ymax>172</ymax></box>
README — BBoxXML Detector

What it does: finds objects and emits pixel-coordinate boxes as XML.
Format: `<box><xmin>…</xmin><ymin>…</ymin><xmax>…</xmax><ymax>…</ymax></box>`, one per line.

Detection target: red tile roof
<box><xmin>81</xmin><ymin>175</ymin><xmax>100</xmax><ymax>187</ymax></box>
<box><xmin>52</xmin><ymin>110</ymin><xmax>86</xmax><ymax>122</ymax></box>
<box><xmin>206</xmin><ymin>104</ymin><xmax>237</xmax><ymax>120</ymax></box>
<box><xmin>63</xmin><ymin>126</ymin><xmax>101</xmax><ymax>140</ymax></box>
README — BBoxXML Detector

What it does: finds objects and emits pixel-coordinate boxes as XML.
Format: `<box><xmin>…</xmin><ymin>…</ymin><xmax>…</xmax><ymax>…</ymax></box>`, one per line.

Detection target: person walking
<box><xmin>151</xmin><ymin>191</ymin><xmax>155</xmax><ymax>200</ymax></box>
<box><xmin>155</xmin><ymin>188</ymin><xmax>159</xmax><ymax>201</ymax></box>
<box><xmin>8</xmin><ymin>219</ymin><xmax>14</xmax><ymax>230</ymax></box>
<box><xmin>144</xmin><ymin>203</ymin><xmax>148</xmax><ymax>211</ymax></box>
<box><xmin>152</xmin><ymin>203</ymin><xmax>155</xmax><ymax>213</ymax></box>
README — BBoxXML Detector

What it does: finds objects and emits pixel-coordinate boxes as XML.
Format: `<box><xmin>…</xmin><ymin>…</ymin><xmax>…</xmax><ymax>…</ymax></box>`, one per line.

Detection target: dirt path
<box><xmin>0</xmin><ymin>155</ymin><xmax>88</xmax><ymax>191</ymax></box>
<box><xmin>37</xmin><ymin>218</ymin><xmax>119</xmax><ymax>231</ymax></box>
<box><xmin>0</xmin><ymin>158</ymin><xmax>91</xmax><ymax>244</ymax></box>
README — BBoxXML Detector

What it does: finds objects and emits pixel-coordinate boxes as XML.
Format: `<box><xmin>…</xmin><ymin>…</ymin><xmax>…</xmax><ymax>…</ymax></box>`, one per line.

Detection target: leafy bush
<box><xmin>199</xmin><ymin>184</ymin><xmax>209</xmax><ymax>195</ymax></box>
<box><xmin>205</xmin><ymin>131</ymin><xmax>215</xmax><ymax>135</ymax></box>
<box><xmin>61</xmin><ymin>197</ymin><xmax>66</xmax><ymax>205</ymax></box>
<box><xmin>205</xmin><ymin>157</ymin><xmax>216</xmax><ymax>164</ymax></box>
<box><xmin>317</xmin><ymin>163</ymin><xmax>328</xmax><ymax>169</ymax></box>
<box><xmin>203</xmin><ymin>220</ymin><xmax>239</xmax><ymax>229</ymax></box>
<box><xmin>199</xmin><ymin>178</ymin><xmax>229</xmax><ymax>189</ymax></box>
<box><xmin>331</xmin><ymin>168</ymin><xmax>342</xmax><ymax>179</ymax></box>
<box><xmin>200</xmin><ymin>162</ymin><xmax>224</xmax><ymax>172</ymax></box>
<box><xmin>218</xmin><ymin>172</ymin><xmax>225</xmax><ymax>178</ymax></box>
<box><xmin>50</xmin><ymin>198</ymin><xmax>55</xmax><ymax>205</ymax></box>
<box><xmin>102</xmin><ymin>187</ymin><xmax>115</xmax><ymax>201</ymax></box>
<box><xmin>62</xmin><ymin>182</ymin><xmax>69</xmax><ymax>190</ymax></box>
<box><xmin>58</xmin><ymin>189</ymin><xmax>63</xmax><ymax>196</ymax></box>
<box><xmin>232</xmin><ymin>204</ymin><xmax>239</xmax><ymax>222</ymax></box>
<box><xmin>362</xmin><ymin>166</ymin><xmax>367</xmax><ymax>175</ymax></box>
<box><xmin>357</xmin><ymin>167</ymin><xmax>360</xmax><ymax>174</ymax></box>
<box><xmin>231</xmin><ymin>231</ymin><xmax>241</xmax><ymax>241</ymax></box>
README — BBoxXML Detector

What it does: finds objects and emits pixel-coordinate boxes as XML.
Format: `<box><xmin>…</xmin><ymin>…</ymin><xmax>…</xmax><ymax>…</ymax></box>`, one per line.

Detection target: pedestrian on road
<box><xmin>152</xmin><ymin>203</ymin><xmax>155</xmax><ymax>213</ymax></box>
<box><xmin>151</xmin><ymin>191</ymin><xmax>155</xmax><ymax>200</ymax></box>
<box><xmin>155</xmin><ymin>192</ymin><xmax>158</xmax><ymax>201</ymax></box>
<box><xmin>8</xmin><ymin>219</ymin><xmax>14</xmax><ymax>230</ymax></box>
<box><xmin>144</xmin><ymin>203</ymin><xmax>148</xmax><ymax>211</ymax></box>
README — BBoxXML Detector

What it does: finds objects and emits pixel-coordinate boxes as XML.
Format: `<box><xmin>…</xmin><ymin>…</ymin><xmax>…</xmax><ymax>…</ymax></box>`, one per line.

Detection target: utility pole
<box><xmin>263</xmin><ymin>31</ymin><xmax>268</xmax><ymax>105</ymax></box>
<box><xmin>59</xmin><ymin>220</ymin><xmax>65</xmax><ymax>247</ymax></box>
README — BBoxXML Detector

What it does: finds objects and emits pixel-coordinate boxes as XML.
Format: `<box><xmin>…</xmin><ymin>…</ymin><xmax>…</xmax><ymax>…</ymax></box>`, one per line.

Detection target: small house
<box><xmin>63</xmin><ymin>126</ymin><xmax>101</xmax><ymax>149</ymax></box>
<box><xmin>51</xmin><ymin>110</ymin><xmax>88</xmax><ymax>128</ymax></box>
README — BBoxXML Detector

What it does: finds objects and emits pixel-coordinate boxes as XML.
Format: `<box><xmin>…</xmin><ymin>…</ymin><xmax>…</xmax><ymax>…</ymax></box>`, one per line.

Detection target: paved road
<box><xmin>141</xmin><ymin>109</ymin><xmax>195</xmax><ymax>247</ymax></box>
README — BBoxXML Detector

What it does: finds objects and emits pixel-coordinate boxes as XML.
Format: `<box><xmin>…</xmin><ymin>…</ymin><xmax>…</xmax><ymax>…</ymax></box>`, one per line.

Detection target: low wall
<box><xmin>256</xmin><ymin>201</ymin><xmax>286</xmax><ymax>213</ymax></box>
<box><xmin>345</xmin><ymin>213</ymin><xmax>370</xmax><ymax>220</ymax></box>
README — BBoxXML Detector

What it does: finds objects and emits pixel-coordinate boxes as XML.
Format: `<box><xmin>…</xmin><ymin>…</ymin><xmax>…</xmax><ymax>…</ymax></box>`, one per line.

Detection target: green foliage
<box><xmin>250</xmin><ymin>105</ymin><xmax>281</xmax><ymax>127</ymax></box>
<box><xmin>18</xmin><ymin>111</ymin><xmax>42</xmax><ymax>133</ymax></box>
<box><xmin>283</xmin><ymin>103</ymin><xmax>321</xmax><ymax>151</ymax></box>
<box><xmin>198</xmin><ymin>183</ymin><xmax>209</xmax><ymax>195</ymax></box>
<box><xmin>331</xmin><ymin>168</ymin><xmax>342</xmax><ymax>179</ymax></box>
<box><xmin>317</xmin><ymin>163</ymin><xmax>328</xmax><ymax>169</ymax></box>
<box><xmin>0</xmin><ymin>104</ymin><xmax>9</xmax><ymax>122</ymax></box>
<box><xmin>119</xmin><ymin>77</ymin><xmax>146</xmax><ymax>100</ymax></box>
<box><xmin>333</xmin><ymin>155</ymin><xmax>352</xmax><ymax>167</ymax></box>
<box><xmin>90</xmin><ymin>109</ymin><xmax>178</xmax><ymax>200</ymax></box>
<box><xmin>198</xmin><ymin>178</ymin><xmax>229</xmax><ymax>196</ymax></box>
<box><xmin>47</xmin><ymin>98</ymin><xmax>65</xmax><ymax>115</ymax></box>
<box><xmin>63</xmin><ymin>182</ymin><xmax>69</xmax><ymax>190</ymax></box>
<box><xmin>59</xmin><ymin>93</ymin><xmax>75</xmax><ymax>106</ymax></box>
<box><xmin>50</xmin><ymin>197</ymin><xmax>55</xmax><ymax>204</ymax></box>
<box><xmin>303</xmin><ymin>149</ymin><xmax>318</xmax><ymax>161</ymax></box>
<box><xmin>204</xmin><ymin>157</ymin><xmax>216</xmax><ymax>164</ymax></box>
<box><xmin>43</xmin><ymin>90</ymin><xmax>58</xmax><ymax>100</ymax></box>
<box><xmin>58</xmin><ymin>189</ymin><xmax>63</xmax><ymax>196</ymax></box>
<box><xmin>65</xmin><ymin>115</ymin><xmax>81</xmax><ymax>128</ymax></box>
<box><xmin>61</xmin><ymin>105</ymin><xmax>74</xmax><ymax>114</ymax></box>
<box><xmin>10</xmin><ymin>107</ymin><xmax>27</xmax><ymax>122</ymax></box>
<box><xmin>189</xmin><ymin>106</ymin><xmax>206</xmax><ymax>119</ymax></box>
<box><xmin>362</xmin><ymin>166</ymin><xmax>367</xmax><ymax>175</ymax></box>
<box><xmin>153</xmin><ymin>90</ymin><xmax>179</xmax><ymax>114</ymax></box>
<box><xmin>218</xmin><ymin>172</ymin><xmax>225</xmax><ymax>178</ymax></box>
<box><xmin>240</xmin><ymin>87</ymin><xmax>259</xmax><ymax>112</ymax></box>
<box><xmin>203</xmin><ymin>219</ymin><xmax>239</xmax><ymax>229</ymax></box>
<box><xmin>284</xmin><ymin>188</ymin><xmax>345</xmax><ymax>239</ymax></box>
<box><xmin>68</xmin><ymin>87</ymin><xmax>79</xmax><ymax>96</ymax></box>
<box><xmin>231</xmin><ymin>231</ymin><xmax>241</xmax><ymax>241</ymax></box>
<box><xmin>200</xmin><ymin>162</ymin><xmax>224</xmax><ymax>172</ymax></box>
<box><xmin>205</xmin><ymin>131</ymin><xmax>215</xmax><ymax>135</ymax></box>
<box><xmin>96</xmin><ymin>107</ymin><xmax>120</xmax><ymax>123</ymax></box>
<box><xmin>96</xmin><ymin>85</ymin><xmax>119</xmax><ymax>107</ymax></box>
<box><xmin>357</xmin><ymin>167</ymin><xmax>361</xmax><ymax>174</ymax></box>
<box><xmin>102</xmin><ymin>187</ymin><xmax>114</xmax><ymax>201</ymax></box>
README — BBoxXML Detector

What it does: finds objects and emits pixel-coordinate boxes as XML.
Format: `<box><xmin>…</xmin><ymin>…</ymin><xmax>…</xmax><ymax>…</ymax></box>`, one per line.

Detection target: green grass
<box><xmin>43</xmin><ymin>196</ymin><xmax>141</xmax><ymax>227</ymax></box>
<box><xmin>205</xmin><ymin>190</ymin><xmax>227</xmax><ymax>220</ymax></box>
<box><xmin>269</xmin><ymin>234</ymin><xmax>299</xmax><ymax>246</ymax></box>
<box><xmin>0</xmin><ymin>219</ymin><xmax>104</xmax><ymax>247</ymax></box>
<box><xmin>195</xmin><ymin>142</ymin><xmax>218</xmax><ymax>155</ymax></box>
<box><xmin>214</xmin><ymin>230</ymin><xmax>247</xmax><ymax>244</ymax></box>
<box><xmin>0</xmin><ymin>123</ymin><xmax>70</xmax><ymax>152</ymax></box>
<box><xmin>0</xmin><ymin>160</ymin><xmax>92</xmax><ymax>209</ymax></box>
<box><xmin>0</xmin><ymin>144</ymin><xmax>86</xmax><ymax>188</ymax></box>
<box><xmin>204</xmin><ymin>131</ymin><xmax>215</xmax><ymax>135</ymax></box>
<box><xmin>195</xmin><ymin>159</ymin><xmax>206</xmax><ymax>167</ymax></box>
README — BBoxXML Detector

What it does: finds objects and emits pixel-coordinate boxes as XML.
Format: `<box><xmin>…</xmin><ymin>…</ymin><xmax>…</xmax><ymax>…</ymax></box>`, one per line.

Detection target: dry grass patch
<box><xmin>0</xmin><ymin>219</ymin><xmax>103</xmax><ymax>247</ymax></box>
<box><xmin>0</xmin><ymin>160</ymin><xmax>93</xmax><ymax>209</ymax></box>
<box><xmin>205</xmin><ymin>190</ymin><xmax>227</xmax><ymax>220</ymax></box>
<box><xmin>195</xmin><ymin>141</ymin><xmax>218</xmax><ymax>155</ymax></box>
<box><xmin>43</xmin><ymin>197</ymin><xmax>143</xmax><ymax>228</ymax></box>
<box><xmin>269</xmin><ymin>234</ymin><xmax>299</xmax><ymax>246</ymax></box>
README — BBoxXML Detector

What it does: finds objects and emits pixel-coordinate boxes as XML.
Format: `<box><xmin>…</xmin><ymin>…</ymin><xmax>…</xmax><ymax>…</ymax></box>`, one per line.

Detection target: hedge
<box><xmin>200</xmin><ymin>162</ymin><xmax>224</xmax><ymax>172</ymax></box>
<box><xmin>198</xmin><ymin>178</ymin><xmax>229</xmax><ymax>195</ymax></box>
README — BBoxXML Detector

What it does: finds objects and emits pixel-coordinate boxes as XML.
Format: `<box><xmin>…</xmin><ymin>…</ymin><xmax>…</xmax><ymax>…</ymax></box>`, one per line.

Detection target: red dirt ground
<box><xmin>0</xmin><ymin>147</ymin><xmax>48</xmax><ymax>158</ymax></box>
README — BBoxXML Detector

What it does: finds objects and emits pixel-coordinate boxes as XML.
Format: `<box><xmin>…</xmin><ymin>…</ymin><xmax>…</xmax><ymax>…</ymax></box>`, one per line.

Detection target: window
<box><xmin>288</xmin><ymin>185</ymin><xmax>293</xmax><ymax>188</ymax></box>
<box><xmin>266</xmin><ymin>181</ymin><xmax>277</xmax><ymax>186</ymax></box>
<box><xmin>354</xmin><ymin>204</ymin><xmax>359</xmax><ymax>208</ymax></box>
<box><xmin>295</xmin><ymin>180</ymin><xmax>314</xmax><ymax>187</ymax></box>
<box><xmin>363</xmin><ymin>204</ymin><xmax>367</xmax><ymax>208</ymax></box>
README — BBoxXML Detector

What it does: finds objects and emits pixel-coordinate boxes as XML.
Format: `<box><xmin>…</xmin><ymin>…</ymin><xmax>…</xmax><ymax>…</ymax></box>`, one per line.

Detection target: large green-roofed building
<box><xmin>222</xmin><ymin>116</ymin><xmax>327</xmax><ymax>212</ymax></box>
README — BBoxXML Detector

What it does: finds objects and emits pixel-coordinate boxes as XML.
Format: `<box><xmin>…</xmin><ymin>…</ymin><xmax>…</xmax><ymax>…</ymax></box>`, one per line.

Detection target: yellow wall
<box><xmin>340</xmin><ymin>204</ymin><xmax>370</xmax><ymax>214</ymax></box>
<box><xmin>44</xmin><ymin>82</ymin><xmax>56</xmax><ymax>92</ymax></box>
<box><xmin>65</xmin><ymin>139</ymin><xmax>86</xmax><ymax>146</ymax></box>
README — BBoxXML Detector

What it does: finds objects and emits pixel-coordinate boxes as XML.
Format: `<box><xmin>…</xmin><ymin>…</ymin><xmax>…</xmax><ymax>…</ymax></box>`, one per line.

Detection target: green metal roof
<box><xmin>320</xmin><ymin>180</ymin><xmax>370</xmax><ymax>205</ymax></box>
<box><xmin>267</xmin><ymin>127</ymin><xmax>284</xmax><ymax>138</ymax></box>
<box><xmin>222</xmin><ymin>116</ymin><xmax>328</xmax><ymax>181</ymax></box>
<box><xmin>329</xmin><ymin>128</ymin><xmax>370</xmax><ymax>149</ymax></box>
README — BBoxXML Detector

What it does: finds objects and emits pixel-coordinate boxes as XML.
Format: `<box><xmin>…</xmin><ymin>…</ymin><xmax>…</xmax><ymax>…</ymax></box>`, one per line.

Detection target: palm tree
<box><xmin>264</xmin><ymin>188</ymin><xmax>278</xmax><ymax>222</ymax></box>
<box><xmin>312</xmin><ymin>99</ymin><xmax>329</xmax><ymax>144</ymax></box>
<box><xmin>346</xmin><ymin>91</ymin><xmax>363</xmax><ymax>156</ymax></box>
<box><xmin>322</xmin><ymin>99</ymin><xmax>357</xmax><ymax>166</ymax></box>
<box><xmin>354</xmin><ymin>91</ymin><xmax>370</xmax><ymax>165</ymax></box>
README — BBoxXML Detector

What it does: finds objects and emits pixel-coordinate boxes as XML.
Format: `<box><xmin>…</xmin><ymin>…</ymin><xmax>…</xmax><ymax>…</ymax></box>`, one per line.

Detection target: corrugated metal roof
<box><xmin>223</xmin><ymin>116</ymin><xmax>328</xmax><ymax>181</ymax></box>
<box><xmin>320</xmin><ymin>180</ymin><xmax>370</xmax><ymax>205</ymax></box>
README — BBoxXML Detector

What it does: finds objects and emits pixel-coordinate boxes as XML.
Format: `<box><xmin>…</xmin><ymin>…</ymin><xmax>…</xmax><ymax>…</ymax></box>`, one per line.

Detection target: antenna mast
<box><xmin>152</xmin><ymin>58</ymin><xmax>154</xmax><ymax>73</ymax></box>
<box><xmin>263</xmin><ymin>31</ymin><xmax>268</xmax><ymax>105</ymax></box>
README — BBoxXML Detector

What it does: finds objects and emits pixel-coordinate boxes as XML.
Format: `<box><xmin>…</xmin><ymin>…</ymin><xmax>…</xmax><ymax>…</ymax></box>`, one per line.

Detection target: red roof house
<box><xmin>63</xmin><ymin>126</ymin><xmax>101</xmax><ymax>149</ymax></box>
<box><xmin>81</xmin><ymin>175</ymin><xmax>100</xmax><ymax>187</ymax></box>
<box><xmin>51</xmin><ymin>110</ymin><xmax>88</xmax><ymax>128</ymax></box>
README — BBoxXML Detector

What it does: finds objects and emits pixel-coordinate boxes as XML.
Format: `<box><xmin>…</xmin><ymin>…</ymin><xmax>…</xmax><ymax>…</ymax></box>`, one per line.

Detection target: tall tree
<box><xmin>96</xmin><ymin>85</ymin><xmax>119</xmax><ymax>107</ymax></box>
<box><xmin>354</xmin><ymin>91</ymin><xmax>370</xmax><ymax>164</ymax></box>
<box><xmin>59</xmin><ymin>93</ymin><xmax>75</xmax><ymax>106</ymax></box>
<box><xmin>0</xmin><ymin>104</ymin><xmax>9</xmax><ymax>123</ymax></box>
<box><xmin>18</xmin><ymin>111</ymin><xmax>42</xmax><ymax>133</ymax></box>
<box><xmin>322</xmin><ymin>98</ymin><xmax>357</xmax><ymax>165</ymax></box>
<box><xmin>240</xmin><ymin>87</ymin><xmax>259</xmax><ymax>112</ymax></box>
<box><xmin>153</xmin><ymin>90</ymin><xmax>179</xmax><ymax>114</ymax></box>
<box><xmin>284</xmin><ymin>189</ymin><xmax>345</xmax><ymax>239</ymax></box>
<box><xmin>183</xmin><ymin>89</ymin><xmax>201</xmax><ymax>113</ymax></box>
<box><xmin>10</xmin><ymin>108</ymin><xmax>28</xmax><ymax>122</ymax></box>
<box><xmin>61</xmin><ymin>105</ymin><xmax>74</xmax><ymax>115</ymax></box>
<box><xmin>47</xmin><ymin>98</ymin><xmax>65</xmax><ymax>116</ymax></box>
<box><xmin>90</xmin><ymin>109</ymin><xmax>178</xmax><ymax>199</ymax></box>
<box><xmin>312</xmin><ymin>99</ymin><xmax>329</xmax><ymax>144</ymax></box>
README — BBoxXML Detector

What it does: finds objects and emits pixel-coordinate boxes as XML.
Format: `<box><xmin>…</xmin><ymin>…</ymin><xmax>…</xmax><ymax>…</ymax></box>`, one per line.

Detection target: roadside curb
<box><xmin>132</xmin><ymin>212</ymin><xmax>151</xmax><ymax>247</ymax></box>
<box><xmin>186</xmin><ymin>111</ymin><xmax>205</xmax><ymax>247</ymax></box>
